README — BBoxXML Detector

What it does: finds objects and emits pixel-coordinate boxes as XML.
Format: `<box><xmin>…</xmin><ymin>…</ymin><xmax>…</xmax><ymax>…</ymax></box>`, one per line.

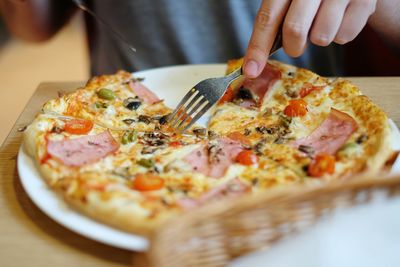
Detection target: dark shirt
<box><xmin>85</xmin><ymin>0</ymin><xmax>399</xmax><ymax>76</ymax></box>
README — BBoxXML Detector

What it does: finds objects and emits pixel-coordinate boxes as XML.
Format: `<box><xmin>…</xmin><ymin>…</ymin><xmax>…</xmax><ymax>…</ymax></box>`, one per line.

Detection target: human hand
<box><xmin>243</xmin><ymin>0</ymin><xmax>377</xmax><ymax>78</ymax></box>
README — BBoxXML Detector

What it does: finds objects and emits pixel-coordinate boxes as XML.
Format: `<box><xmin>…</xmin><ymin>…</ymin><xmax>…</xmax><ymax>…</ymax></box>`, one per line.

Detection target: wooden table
<box><xmin>1</xmin><ymin>79</ymin><xmax>399</xmax><ymax>267</ymax></box>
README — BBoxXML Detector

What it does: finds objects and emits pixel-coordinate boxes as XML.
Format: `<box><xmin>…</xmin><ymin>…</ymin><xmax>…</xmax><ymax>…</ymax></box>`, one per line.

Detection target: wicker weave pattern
<box><xmin>148</xmin><ymin>173</ymin><xmax>400</xmax><ymax>267</ymax></box>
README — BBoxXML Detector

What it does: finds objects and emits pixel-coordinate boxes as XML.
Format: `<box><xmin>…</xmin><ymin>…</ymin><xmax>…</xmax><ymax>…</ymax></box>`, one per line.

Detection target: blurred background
<box><xmin>0</xmin><ymin>13</ymin><xmax>88</xmax><ymax>145</ymax></box>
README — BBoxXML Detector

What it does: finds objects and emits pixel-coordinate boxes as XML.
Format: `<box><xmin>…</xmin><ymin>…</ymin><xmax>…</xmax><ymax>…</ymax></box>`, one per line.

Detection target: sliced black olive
<box><xmin>158</xmin><ymin>114</ymin><xmax>170</xmax><ymax>125</ymax></box>
<box><xmin>236</xmin><ymin>88</ymin><xmax>253</xmax><ymax>100</ymax></box>
<box><xmin>123</xmin><ymin>97</ymin><xmax>142</xmax><ymax>110</ymax></box>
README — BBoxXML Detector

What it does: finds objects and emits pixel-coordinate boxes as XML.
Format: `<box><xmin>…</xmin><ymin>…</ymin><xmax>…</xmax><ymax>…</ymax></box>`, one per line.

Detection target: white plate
<box><xmin>18</xmin><ymin>64</ymin><xmax>400</xmax><ymax>252</ymax></box>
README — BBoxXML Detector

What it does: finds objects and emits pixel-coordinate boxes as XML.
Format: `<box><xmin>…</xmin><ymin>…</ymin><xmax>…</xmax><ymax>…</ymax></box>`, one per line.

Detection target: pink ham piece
<box><xmin>177</xmin><ymin>179</ymin><xmax>249</xmax><ymax>210</ymax></box>
<box><xmin>129</xmin><ymin>80</ymin><xmax>160</xmax><ymax>104</ymax></box>
<box><xmin>293</xmin><ymin>108</ymin><xmax>358</xmax><ymax>156</ymax></box>
<box><xmin>47</xmin><ymin>131</ymin><xmax>119</xmax><ymax>167</ymax></box>
<box><xmin>184</xmin><ymin>137</ymin><xmax>244</xmax><ymax>178</ymax></box>
<box><xmin>242</xmin><ymin>63</ymin><xmax>281</xmax><ymax>104</ymax></box>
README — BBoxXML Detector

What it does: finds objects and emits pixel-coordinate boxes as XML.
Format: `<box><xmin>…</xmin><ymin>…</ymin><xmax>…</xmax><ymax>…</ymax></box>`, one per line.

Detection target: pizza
<box><xmin>23</xmin><ymin>60</ymin><xmax>393</xmax><ymax>235</ymax></box>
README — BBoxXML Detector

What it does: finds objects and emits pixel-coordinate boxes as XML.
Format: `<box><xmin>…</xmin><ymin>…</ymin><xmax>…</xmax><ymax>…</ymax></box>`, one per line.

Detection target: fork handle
<box><xmin>224</xmin><ymin>67</ymin><xmax>243</xmax><ymax>84</ymax></box>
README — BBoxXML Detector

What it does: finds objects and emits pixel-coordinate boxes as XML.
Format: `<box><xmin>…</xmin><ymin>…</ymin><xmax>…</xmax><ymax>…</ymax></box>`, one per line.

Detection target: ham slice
<box><xmin>47</xmin><ymin>131</ymin><xmax>119</xmax><ymax>167</ymax></box>
<box><xmin>177</xmin><ymin>179</ymin><xmax>249</xmax><ymax>209</ymax></box>
<box><xmin>293</xmin><ymin>109</ymin><xmax>358</xmax><ymax>156</ymax></box>
<box><xmin>242</xmin><ymin>63</ymin><xmax>281</xmax><ymax>103</ymax></box>
<box><xmin>129</xmin><ymin>80</ymin><xmax>160</xmax><ymax>104</ymax></box>
<box><xmin>184</xmin><ymin>137</ymin><xmax>244</xmax><ymax>178</ymax></box>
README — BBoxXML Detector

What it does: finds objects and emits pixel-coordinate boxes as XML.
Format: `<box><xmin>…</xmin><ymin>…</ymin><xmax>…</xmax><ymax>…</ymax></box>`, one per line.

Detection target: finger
<box><xmin>334</xmin><ymin>0</ymin><xmax>377</xmax><ymax>44</ymax></box>
<box><xmin>283</xmin><ymin>0</ymin><xmax>321</xmax><ymax>57</ymax></box>
<box><xmin>244</xmin><ymin>0</ymin><xmax>291</xmax><ymax>78</ymax></box>
<box><xmin>310</xmin><ymin>0</ymin><xmax>349</xmax><ymax>46</ymax></box>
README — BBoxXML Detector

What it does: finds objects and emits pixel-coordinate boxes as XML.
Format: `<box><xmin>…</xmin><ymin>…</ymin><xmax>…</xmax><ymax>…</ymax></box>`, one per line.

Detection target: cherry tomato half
<box><xmin>133</xmin><ymin>173</ymin><xmax>164</xmax><ymax>191</ymax></box>
<box><xmin>236</xmin><ymin>150</ymin><xmax>259</xmax><ymax>165</ymax></box>
<box><xmin>308</xmin><ymin>153</ymin><xmax>336</xmax><ymax>177</ymax></box>
<box><xmin>64</xmin><ymin>118</ymin><xmax>94</xmax><ymax>135</ymax></box>
<box><xmin>284</xmin><ymin>99</ymin><xmax>308</xmax><ymax>117</ymax></box>
<box><xmin>299</xmin><ymin>83</ymin><xmax>324</xmax><ymax>98</ymax></box>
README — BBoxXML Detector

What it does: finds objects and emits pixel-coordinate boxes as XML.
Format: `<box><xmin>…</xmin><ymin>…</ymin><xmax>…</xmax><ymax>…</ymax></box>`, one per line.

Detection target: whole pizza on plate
<box><xmin>23</xmin><ymin>59</ymin><xmax>393</xmax><ymax>235</ymax></box>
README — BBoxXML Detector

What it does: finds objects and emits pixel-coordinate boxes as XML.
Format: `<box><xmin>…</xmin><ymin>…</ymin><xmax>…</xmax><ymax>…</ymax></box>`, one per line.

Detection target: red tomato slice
<box><xmin>299</xmin><ymin>83</ymin><xmax>324</xmax><ymax>98</ymax></box>
<box><xmin>64</xmin><ymin>119</ymin><xmax>94</xmax><ymax>135</ymax></box>
<box><xmin>308</xmin><ymin>153</ymin><xmax>336</xmax><ymax>177</ymax></box>
<box><xmin>169</xmin><ymin>141</ymin><xmax>182</xmax><ymax>147</ymax></box>
<box><xmin>218</xmin><ymin>86</ymin><xmax>235</xmax><ymax>104</ymax></box>
<box><xmin>284</xmin><ymin>99</ymin><xmax>308</xmax><ymax>117</ymax></box>
<box><xmin>227</xmin><ymin>131</ymin><xmax>251</xmax><ymax>146</ymax></box>
<box><xmin>133</xmin><ymin>173</ymin><xmax>164</xmax><ymax>191</ymax></box>
<box><xmin>236</xmin><ymin>150</ymin><xmax>259</xmax><ymax>165</ymax></box>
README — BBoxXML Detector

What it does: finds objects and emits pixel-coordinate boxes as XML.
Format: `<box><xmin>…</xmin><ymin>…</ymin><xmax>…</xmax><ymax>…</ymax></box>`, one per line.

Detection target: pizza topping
<box><xmin>158</xmin><ymin>114</ymin><xmax>170</xmax><ymax>125</ymax></box>
<box><xmin>236</xmin><ymin>150</ymin><xmax>259</xmax><ymax>165</ymax></box>
<box><xmin>356</xmin><ymin>133</ymin><xmax>368</xmax><ymax>144</ymax></box>
<box><xmin>284</xmin><ymin>99</ymin><xmax>308</xmax><ymax>117</ymax></box>
<box><xmin>184</xmin><ymin>138</ymin><xmax>244</xmax><ymax>178</ymax></box>
<box><xmin>129</xmin><ymin>80</ymin><xmax>160</xmax><ymax>104</ymax></box>
<box><xmin>122</xmin><ymin>118</ymin><xmax>136</xmax><ymax>125</ymax></box>
<box><xmin>64</xmin><ymin>118</ymin><xmax>94</xmax><ymax>135</ymax></box>
<box><xmin>169</xmin><ymin>141</ymin><xmax>182</xmax><ymax>147</ymax></box>
<box><xmin>236</xmin><ymin>88</ymin><xmax>253</xmax><ymax>100</ymax></box>
<box><xmin>138</xmin><ymin>115</ymin><xmax>152</xmax><ymax>124</ymax></box>
<box><xmin>137</xmin><ymin>158</ymin><xmax>155</xmax><ymax>168</ymax></box>
<box><xmin>293</xmin><ymin>108</ymin><xmax>358</xmax><ymax>156</ymax></box>
<box><xmin>308</xmin><ymin>153</ymin><xmax>336</xmax><ymax>177</ymax></box>
<box><xmin>50</xmin><ymin>125</ymin><xmax>63</xmax><ymax>134</ymax></box>
<box><xmin>208</xmin><ymin>130</ymin><xmax>218</xmax><ymax>140</ymax></box>
<box><xmin>121</xmin><ymin>130</ymin><xmax>137</xmax><ymax>144</ymax></box>
<box><xmin>227</xmin><ymin>132</ymin><xmax>251</xmax><ymax>146</ymax></box>
<box><xmin>253</xmin><ymin>140</ymin><xmax>266</xmax><ymax>155</ymax></box>
<box><xmin>132</xmin><ymin>173</ymin><xmax>164</xmax><ymax>191</ymax></box>
<box><xmin>279</xmin><ymin>114</ymin><xmax>292</xmax><ymax>128</ymax></box>
<box><xmin>298</xmin><ymin>145</ymin><xmax>315</xmax><ymax>157</ymax></box>
<box><xmin>233</xmin><ymin>88</ymin><xmax>257</xmax><ymax>108</ymax></box>
<box><xmin>285</xmin><ymin>87</ymin><xmax>299</xmax><ymax>98</ymax></box>
<box><xmin>123</xmin><ymin>97</ymin><xmax>142</xmax><ymax>110</ymax></box>
<box><xmin>192</xmin><ymin>127</ymin><xmax>207</xmax><ymax>137</ymax></box>
<box><xmin>299</xmin><ymin>83</ymin><xmax>324</xmax><ymax>98</ymax></box>
<box><xmin>242</xmin><ymin>63</ymin><xmax>281</xmax><ymax>104</ymax></box>
<box><xmin>47</xmin><ymin>131</ymin><xmax>119</xmax><ymax>167</ymax></box>
<box><xmin>97</xmin><ymin>88</ymin><xmax>116</xmax><ymax>100</ymax></box>
<box><xmin>95</xmin><ymin>101</ymin><xmax>108</xmax><ymax>109</ymax></box>
<box><xmin>218</xmin><ymin>86</ymin><xmax>235</xmax><ymax>104</ymax></box>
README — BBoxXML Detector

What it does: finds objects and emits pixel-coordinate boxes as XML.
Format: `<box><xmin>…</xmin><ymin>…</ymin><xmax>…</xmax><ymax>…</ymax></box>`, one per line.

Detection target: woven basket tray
<box><xmin>146</xmin><ymin>172</ymin><xmax>400</xmax><ymax>267</ymax></box>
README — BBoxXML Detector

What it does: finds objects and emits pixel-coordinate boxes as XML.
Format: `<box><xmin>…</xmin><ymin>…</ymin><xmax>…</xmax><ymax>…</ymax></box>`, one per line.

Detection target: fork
<box><xmin>168</xmin><ymin>31</ymin><xmax>283</xmax><ymax>133</ymax></box>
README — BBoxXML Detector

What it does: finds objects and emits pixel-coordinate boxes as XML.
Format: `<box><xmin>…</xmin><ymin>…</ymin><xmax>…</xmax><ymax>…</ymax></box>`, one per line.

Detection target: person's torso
<box><xmin>85</xmin><ymin>0</ymin><xmax>344</xmax><ymax>76</ymax></box>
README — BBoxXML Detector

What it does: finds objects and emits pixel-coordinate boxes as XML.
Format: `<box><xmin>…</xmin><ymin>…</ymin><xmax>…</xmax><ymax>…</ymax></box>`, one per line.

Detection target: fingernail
<box><xmin>244</xmin><ymin>60</ymin><xmax>259</xmax><ymax>78</ymax></box>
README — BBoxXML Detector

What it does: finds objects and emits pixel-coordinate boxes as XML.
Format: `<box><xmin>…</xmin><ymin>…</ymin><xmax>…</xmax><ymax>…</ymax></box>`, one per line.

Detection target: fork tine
<box><xmin>181</xmin><ymin>102</ymin><xmax>212</xmax><ymax>133</ymax></box>
<box><xmin>171</xmin><ymin>93</ymin><xmax>204</xmax><ymax>128</ymax></box>
<box><xmin>175</xmin><ymin>97</ymin><xmax>208</xmax><ymax>130</ymax></box>
<box><xmin>168</xmin><ymin>88</ymin><xmax>198</xmax><ymax>125</ymax></box>
<box><xmin>169</xmin><ymin>98</ymin><xmax>203</xmax><ymax>129</ymax></box>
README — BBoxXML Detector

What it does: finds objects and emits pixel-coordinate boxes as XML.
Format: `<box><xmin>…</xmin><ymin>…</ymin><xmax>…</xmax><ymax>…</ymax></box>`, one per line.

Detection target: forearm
<box><xmin>0</xmin><ymin>0</ymin><xmax>76</xmax><ymax>42</ymax></box>
<box><xmin>368</xmin><ymin>0</ymin><xmax>400</xmax><ymax>48</ymax></box>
